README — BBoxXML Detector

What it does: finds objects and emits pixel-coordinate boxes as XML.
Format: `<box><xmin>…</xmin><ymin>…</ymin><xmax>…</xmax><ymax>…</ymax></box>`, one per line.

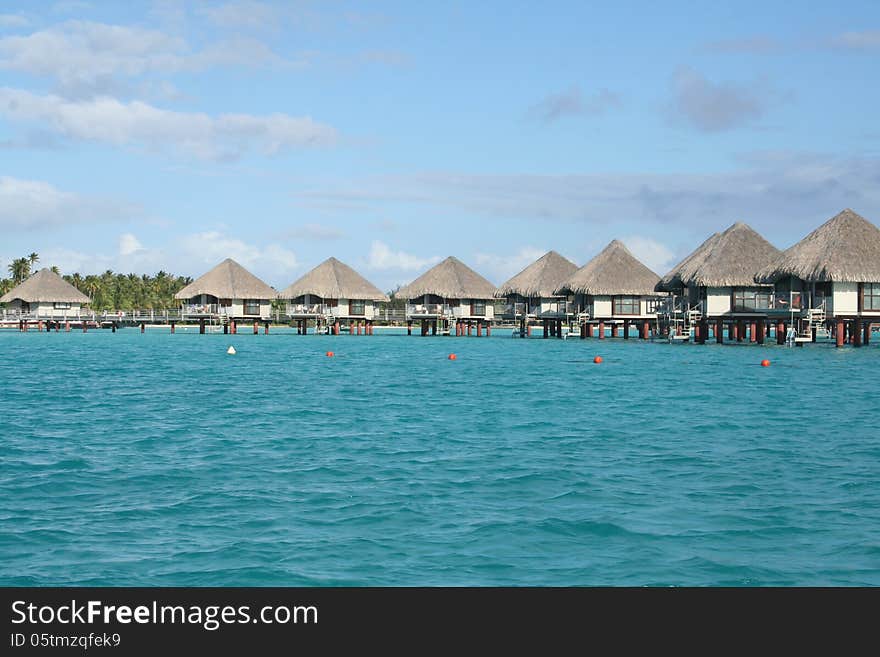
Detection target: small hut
<box><xmin>755</xmin><ymin>209</ymin><xmax>880</xmax><ymax>346</ymax></box>
<box><xmin>174</xmin><ymin>258</ymin><xmax>276</xmax><ymax>320</ymax></box>
<box><xmin>494</xmin><ymin>251</ymin><xmax>578</xmax><ymax>326</ymax></box>
<box><xmin>677</xmin><ymin>223</ymin><xmax>781</xmax><ymax>342</ymax></box>
<box><xmin>279</xmin><ymin>257</ymin><xmax>390</xmax><ymax>334</ymax></box>
<box><xmin>395</xmin><ymin>256</ymin><xmax>496</xmax><ymax>335</ymax></box>
<box><xmin>0</xmin><ymin>268</ymin><xmax>90</xmax><ymax>318</ymax></box>
<box><xmin>555</xmin><ymin>240</ymin><xmax>660</xmax><ymax>339</ymax></box>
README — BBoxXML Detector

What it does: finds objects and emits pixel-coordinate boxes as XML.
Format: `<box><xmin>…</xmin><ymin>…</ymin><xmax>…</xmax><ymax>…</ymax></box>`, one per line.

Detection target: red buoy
<box><xmin>593</xmin><ymin>356</ymin><xmax>603</xmax><ymax>364</ymax></box>
<box><xmin>448</xmin><ymin>354</ymin><xmax>457</xmax><ymax>360</ymax></box>
<box><xmin>761</xmin><ymin>359</ymin><xmax>770</xmax><ymax>367</ymax></box>
<box><xmin>326</xmin><ymin>351</ymin><xmax>334</xmax><ymax>357</ymax></box>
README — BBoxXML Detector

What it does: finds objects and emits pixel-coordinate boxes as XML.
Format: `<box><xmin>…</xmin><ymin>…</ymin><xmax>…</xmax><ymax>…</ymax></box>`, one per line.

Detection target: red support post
<box><xmin>836</xmin><ymin>319</ymin><xmax>845</xmax><ymax>347</ymax></box>
<box><xmin>598</xmin><ymin>321</ymin><xmax>605</xmax><ymax>339</ymax></box>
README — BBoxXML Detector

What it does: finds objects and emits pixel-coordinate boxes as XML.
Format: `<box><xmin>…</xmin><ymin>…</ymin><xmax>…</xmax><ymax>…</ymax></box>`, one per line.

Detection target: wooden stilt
<box><xmin>641</xmin><ymin>320</ymin><xmax>649</xmax><ymax>340</ymax></box>
<box><xmin>864</xmin><ymin>322</ymin><xmax>871</xmax><ymax>346</ymax></box>
<box><xmin>756</xmin><ymin>319</ymin><xmax>765</xmax><ymax>344</ymax></box>
<box><xmin>65</xmin><ymin>320</ymin><xmax>70</xmax><ymax>332</ymax></box>
<box><xmin>200</xmin><ymin>318</ymin><xmax>206</xmax><ymax>334</ymax></box>
<box><xmin>836</xmin><ymin>319</ymin><xmax>845</xmax><ymax>347</ymax></box>
<box><xmin>852</xmin><ymin>320</ymin><xmax>862</xmax><ymax>347</ymax></box>
<box><xmin>716</xmin><ymin>319</ymin><xmax>724</xmax><ymax>344</ymax></box>
<box><xmin>141</xmin><ymin>322</ymin><xmax>145</xmax><ymax>334</ymax></box>
<box><xmin>486</xmin><ymin>323</ymin><xmax>491</xmax><ymax>337</ymax></box>
<box><xmin>265</xmin><ymin>321</ymin><xmax>270</xmax><ymax>335</ymax></box>
<box><xmin>776</xmin><ymin>321</ymin><xmax>785</xmax><ymax>345</ymax></box>
<box><xmin>407</xmin><ymin>320</ymin><xmax>412</xmax><ymax>336</ymax></box>
<box><xmin>170</xmin><ymin>322</ymin><xmax>175</xmax><ymax>334</ymax></box>
<box><xmin>598</xmin><ymin>321</ymin><xmax>605</xmax><ymax>339</ymax></box>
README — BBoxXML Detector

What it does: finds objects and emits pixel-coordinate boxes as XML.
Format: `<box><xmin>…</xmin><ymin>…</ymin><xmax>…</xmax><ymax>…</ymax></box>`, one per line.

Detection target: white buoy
<box><xmin>227</xmin><ymin>345</ymin><xmax>236</xmax><ymax>355</ymax></box>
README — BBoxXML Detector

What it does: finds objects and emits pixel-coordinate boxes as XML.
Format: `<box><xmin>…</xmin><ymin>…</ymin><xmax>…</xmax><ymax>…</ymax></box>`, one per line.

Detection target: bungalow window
<box><xmin>349</xmin><ymin>300</ymin><xmax>366</xmax><ymax>316</ymax></box>
<box><xmin>243</xmin><ymin>299</ymin><xmax>261</xmax><ymax>315</ymax></box>
<box><xmin>54</xmin><ymin>302</ymin><xmax>71</xmax><ymax>309</ymax></box>
<box><xmin>733</xmin><ymin>288</ymin><xmax>772</xmax><ymax>311</ymax></box>
<box><xmin>471</xmin><ymin>300</ymin><xmax>486</xmax><ymax>316</ymax></box>
<box><xmin>644</xmin><ymin>298</ymin><xmax>659</xmax><ymax>314</ymax></box>
<box><xmin>863</xmin><ymin>283</ymin><xmax>880</xmax><ymax>311</ymax></box>
<box><xmin>612</xmin><ymin>296</ymin><xmax>640</xmax><ymax>315</ymax></box>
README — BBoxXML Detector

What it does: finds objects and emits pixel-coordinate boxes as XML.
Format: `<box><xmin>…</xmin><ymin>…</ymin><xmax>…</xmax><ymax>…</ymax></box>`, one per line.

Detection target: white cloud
<box><xmin>0</xmin><ymin>175</ymin><xmax>134</xmax><ymax>229</ymax></box>
<box><xmin>0</xmin><ymin>14</ymin><xmax>29</xmax><ymax>28</ymax></box>
<box><xmin>670</xmin><ymin>67</ymin><xmax>780</xmax><ymax>132</ymax></box>
<box><xmin>620</xmin><ymin>236</ymin><xmax>675</xmax><ymax>274</ymax></box>
<box><xmin>474</xmin><ymin>247</ymin><xmax>548</xmax><ymax>282</ymax></box>
<box><xmin>38</xmin><ymin>231</ymin><xmax>297</xmax><ymax>285</ymax></box>
<box><xmin>118</xmin><ymin>232</ymin><xmax>144</xmax><ymax>256</ymax></box>
<box><xmin>0</xmin><ymin>20</ymin><xmax>287</xmax><ymax>96</ymax></box>
<box><xmin>180</xmin><ymin>231</ymin><xmax>297</xmax><ymax>278</ymax></box>
<box><xmin>198</xmin><ymin>1</ymin><xmax>278</xmax><ymax>30</ymax></box>
<box><xmin>0</xmin><ymin>88</ymin><xmax>338</xmax><ymax>160</ymax></box>
<box><xmin>829</xmin><ymin>30</ymin><xmax>880</xmax><ymax>51</ymax></box>
<box><xmin>367</xmin><ymin>240</ymin><xmax>440</xmax><ymax>271</ymax></box>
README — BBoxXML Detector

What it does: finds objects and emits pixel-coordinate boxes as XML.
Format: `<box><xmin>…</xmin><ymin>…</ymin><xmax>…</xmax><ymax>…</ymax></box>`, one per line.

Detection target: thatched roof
<box><xmin>174</xmin><ymin>258</ymin><xmax>276</xmax><ymax>300</ymax></box>
<box><xmin>279</xmin><ymin>257</ymin><xmax>389</xmax><ymax>301</ymax></box>
<box><xmin>0</xmin><ymin>268</ymin><xmax>90</xmax><ymax>304</ymax></box>
<box><xmin>756</xmin><ymin>209</ymin><xmax>880</xmax><ymax>283</ymax></box>
<box><xmin>395</xmin><ymin>256</ymin><xmax>496</xmax><ymax>299</ymax></box>
<box><xmin>556</xmin><ymin>240</ymin><xmax>659</xmax><ymax>296</ymax></box>
<box><xmin>494</xmin><ymin>251</ymin><xmax>578</xmax><ymax>298</ymax></box>
<box><xmin>678</xmin><ymin>222</ymin><xmax>780</xmax><ymax>287</ymax></box>
<box><xmin>655</xmin><ymin>232</ymin><xmax>720</xmax><ymax>292</ymax></box>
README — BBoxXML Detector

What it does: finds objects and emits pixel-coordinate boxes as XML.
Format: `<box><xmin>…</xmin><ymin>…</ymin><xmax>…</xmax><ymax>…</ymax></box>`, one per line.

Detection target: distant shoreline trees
<box><xmin>1</xmin><ymin>254</ymin><xmax>192</xmax><ymax>310</ymax></box>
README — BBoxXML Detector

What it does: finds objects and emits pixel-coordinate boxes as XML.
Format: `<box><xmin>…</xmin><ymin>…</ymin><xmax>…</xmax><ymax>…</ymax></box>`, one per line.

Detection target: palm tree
<box><xmin>28</xmin><ymin>253</ymin><xmax>39</xmax><ymax>268</ymax></box>
<box><xmin>8</xmin><ymin>258</ymin><xmax>30</xmax><ymax>284</ymax></box>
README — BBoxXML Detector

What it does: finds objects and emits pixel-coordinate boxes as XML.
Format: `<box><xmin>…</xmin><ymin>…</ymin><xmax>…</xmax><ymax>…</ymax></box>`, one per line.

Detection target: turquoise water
<box><xmin>1</xmin><ymin>327</ymin><xmax>879</xmax><ymax>586</ymax></box>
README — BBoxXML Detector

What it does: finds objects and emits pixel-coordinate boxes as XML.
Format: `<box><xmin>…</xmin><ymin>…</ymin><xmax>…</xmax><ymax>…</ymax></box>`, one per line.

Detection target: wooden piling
<box><xmin>755</xmin><ymin>319</ymin><xmax>765</xmax><ymax>344</ymax></box>
<box><xmin>836</xmin><ymin>319</ymin><xmax>845</xmax><ymax>347</ymax></box>
<box><xmin>598</xmin><ymin>321</ymin><xmax>605</xmax><ymax>340</ymax></box>
<box><xmin>852</xmin><ymin>320</ymin><xmax>862</xmax><ymax>347</ymax></box>
<box><xmin>199</xmin><ymin>318</ymin><xmax>206</xmax><ymax>334</ymax></box>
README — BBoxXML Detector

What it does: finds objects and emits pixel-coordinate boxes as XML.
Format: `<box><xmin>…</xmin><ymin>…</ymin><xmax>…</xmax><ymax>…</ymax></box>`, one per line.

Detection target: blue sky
<box><xmin>1</xmin><ymin>0</ymin><xmax>879</xmax><ymax>291</ymax></box>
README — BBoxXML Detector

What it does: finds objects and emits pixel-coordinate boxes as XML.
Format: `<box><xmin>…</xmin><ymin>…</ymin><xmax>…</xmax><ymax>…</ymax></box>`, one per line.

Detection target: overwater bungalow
<box><xmin>494</xmin><ymin>251</ymin><xmax>578</xmax><ymax>336</ymax></box>
<box><xmin>396</xmin><ymin>256</ymin><xmax>496</xmax><ymax>335</ymax></box>
<box><xmin>755</xmin><ymin>209</ymin><xmax>880</xmax><ymax>347</ymax></box>
<box><xmin>174</xmin><ymin>258</ymin><xmax>276</xmax><ymax>324</ymax></box>
<box><xmin>555</xmin><ymin>240</ymin><xmax>660</xmax><ymax>339</ymax></box>
<box><xmin>279</xmin><ymin>257</ymin><xmax>390</xmax><ymax>335</ymax></box>
<box><xmin>658</xmin><ymin>222</ymin><xmax>781</xmax><ymax>343</ymax></box>
<box><xmin>0</xmin><ymin>268</ymin><xmax>90</xmax><ymax>319</ymax></box>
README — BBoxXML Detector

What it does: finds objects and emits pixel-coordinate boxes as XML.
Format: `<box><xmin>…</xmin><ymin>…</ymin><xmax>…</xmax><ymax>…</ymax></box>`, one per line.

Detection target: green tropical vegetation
<box><xmin>1</xmin><ymin>253</ymin><xmax>192</xmax><ymax>310</ymax></box>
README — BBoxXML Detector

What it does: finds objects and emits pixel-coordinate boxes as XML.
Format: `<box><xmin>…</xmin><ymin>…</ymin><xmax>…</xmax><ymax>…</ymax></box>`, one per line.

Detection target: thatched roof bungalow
<box><xmin>174</xmin><ymin>258</ymin><xmax>276</xmax><ymax>319</ymax></box>
<box><xmin>279</xmin><ymin>257</ymin><xmax>389</xmax><ymax>321</ymax></box>
<box><xmin>495</xmin><ymin>251</ymin><xmax>578</xmax><ymax>319</ymax></box>
<box><xmin>655</xmin><ymin>232</ymin><xmax>721</xmax><ymax>294</ymax></box>
<box><xmin>755</xmin><ymin>209</ymin><xmax>880</xmax><ymax>318</ymax></box>
<box><xmin>0</xmin><ymin>268</ymin><xmax>90</xmax><ymax>317</ymax></box>
<box><xmin>556</xmin><ymin>240</ymin><xmax>660</xmax><ymax>322</ymax></box>
<box><xmin>396</xmin><ymin>256</ymin><xmax>496</xmax><ymax>322</ymax></box>
<box><xmin>672</xmin><ymin>222</ymin><xmax>781</xmax><ymax>317</ymax></box>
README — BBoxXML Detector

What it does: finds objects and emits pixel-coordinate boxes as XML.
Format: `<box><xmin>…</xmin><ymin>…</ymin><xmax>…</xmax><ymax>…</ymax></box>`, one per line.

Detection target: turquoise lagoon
<box><xmin>1</xmin><ymin>327</ymin><xmax>878</xmax><ymax>586</ymax></box>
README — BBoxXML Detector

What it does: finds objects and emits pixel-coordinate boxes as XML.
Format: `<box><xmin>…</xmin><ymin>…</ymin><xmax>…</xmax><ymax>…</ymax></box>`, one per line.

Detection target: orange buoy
<box><xmin>326</xmin><ymin>351</ymin><xmax>335</xmax><ymax>357</ymax></box>
<box><xmin>761</xmin><ymin>359</ymin><xmax>770</xmax><ymax>367</ymax></box>
<box><xmin>448</xmin><ymin>354</ymin><xmax>457</xmax><ymax>360</ymax></box>
<box><xmin>593</xmin><ymin>356</ymin><xmax>603</xmax><ymax>364</ymax></box>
